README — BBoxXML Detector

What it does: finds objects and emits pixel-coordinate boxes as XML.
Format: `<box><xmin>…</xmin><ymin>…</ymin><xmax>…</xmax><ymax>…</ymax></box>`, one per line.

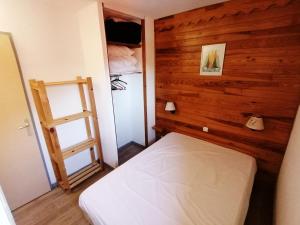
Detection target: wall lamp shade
<box><xmin>246</xmin><ymin>116</ymin><xmax>264</xmax><ymax>131</ymax></box>
<box><xmin>165</xmin><ymin>101</ymin><xmax>176</xmax><ymax>113</ymax></box>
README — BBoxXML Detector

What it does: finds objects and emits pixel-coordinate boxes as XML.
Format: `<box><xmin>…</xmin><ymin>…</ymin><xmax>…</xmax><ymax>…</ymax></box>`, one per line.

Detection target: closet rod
<box><xmin>110</xmin><ymin>72</ymin><xmax>142</xmax><ymax>77</ymax></box>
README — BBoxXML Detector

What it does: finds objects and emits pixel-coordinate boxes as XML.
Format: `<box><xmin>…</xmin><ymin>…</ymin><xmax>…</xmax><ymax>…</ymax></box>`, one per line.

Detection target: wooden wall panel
<box><xmin>154</xmin><ymin>0</ymin><xmax>300</xmax><ymax>173</ymax></box>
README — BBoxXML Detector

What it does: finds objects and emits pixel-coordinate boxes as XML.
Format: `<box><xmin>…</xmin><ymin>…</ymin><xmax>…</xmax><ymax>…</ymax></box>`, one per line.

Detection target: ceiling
<box><xmin>104</xmin><ymin>0</ymin><xmax>227</xmax><ymax>19</ymax></box>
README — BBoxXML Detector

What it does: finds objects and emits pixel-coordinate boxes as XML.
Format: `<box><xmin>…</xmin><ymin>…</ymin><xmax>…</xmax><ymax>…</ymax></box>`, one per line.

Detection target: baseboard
<box><xmin>50</xmin><ymin>182</ymin><xmax>58</xmax><ymax>190</ymax></box>
<box><xmin>103</xmin><ymin>162</ymin><xmax>114</xmax><ymax>170</ymax></box>
<box><xmin>131</xmin><ymin>141</ymin><xmax>146</xmax><ymax>149</ymax></box>
<box><xmin>118</xmin><ymin>141</ymin><xmax>146</xmax><ymax>152</ymax></box>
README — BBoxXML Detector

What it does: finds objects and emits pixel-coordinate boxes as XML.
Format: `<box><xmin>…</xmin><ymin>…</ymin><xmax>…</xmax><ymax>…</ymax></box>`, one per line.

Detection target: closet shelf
<box><xmin>68</xmin><ymin>162</ymin><xmax>101</xmax><ymax>189</ymax></box>
<box><xmin>62</xmin><ymin>138</ymin><xmax>96</xmax><ymax>159</ymax></box>
<box><xmin>107</xmin><ymin>41</ymin><xmax>141</xmax><ymax>48</ymax></box>
<box><xmin>42</xmin><ymin>111</ymin><xmax>92</xmax><ymax>128</ymax></box>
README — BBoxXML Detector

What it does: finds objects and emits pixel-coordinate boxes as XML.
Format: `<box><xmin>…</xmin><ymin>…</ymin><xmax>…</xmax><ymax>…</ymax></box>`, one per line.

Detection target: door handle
<box><xmin>18</xmin><ymin>119</ymin><xmax>30</xmax><ymax>130</ymax></box>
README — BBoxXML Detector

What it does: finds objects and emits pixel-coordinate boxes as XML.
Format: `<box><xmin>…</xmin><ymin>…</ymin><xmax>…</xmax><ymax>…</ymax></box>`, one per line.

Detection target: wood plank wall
<box><xmin>154</xmin><ymin>0</ymin><xmax>300</xmax><ymax>173</ymax></box>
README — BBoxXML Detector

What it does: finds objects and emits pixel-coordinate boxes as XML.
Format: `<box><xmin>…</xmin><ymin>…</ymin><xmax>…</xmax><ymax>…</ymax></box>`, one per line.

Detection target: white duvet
<box><xmin>79</xmin><ymin>132</ymin><xmax>256</xmax><ymax>225</ymax></box>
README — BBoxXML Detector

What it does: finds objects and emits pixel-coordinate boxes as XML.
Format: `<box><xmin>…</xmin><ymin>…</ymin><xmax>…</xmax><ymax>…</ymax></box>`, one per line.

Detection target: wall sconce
<box><xmin>165</xmin><ymin>101</ymin><xmax>176</xmax><ymax>114</ymax></box>
<box><xmin>246</xmin><ymin>115</ymin><xmax>264</xmax><ymax>131</ymax></box>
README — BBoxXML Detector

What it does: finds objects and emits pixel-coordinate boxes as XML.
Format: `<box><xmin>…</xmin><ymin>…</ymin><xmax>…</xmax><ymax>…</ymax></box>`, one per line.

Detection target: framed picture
<box><xmin>200</xmin><ymin>43</ymin><xmax>226</xmax><ymax>76</ymax></box>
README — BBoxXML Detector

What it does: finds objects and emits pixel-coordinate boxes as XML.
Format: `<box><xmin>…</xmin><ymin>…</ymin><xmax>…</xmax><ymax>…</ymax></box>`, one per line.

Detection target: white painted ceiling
<box><xmin>104</xmin><ymin>0</ymin><xmax>227</xmax><ymax>19</ymax></box>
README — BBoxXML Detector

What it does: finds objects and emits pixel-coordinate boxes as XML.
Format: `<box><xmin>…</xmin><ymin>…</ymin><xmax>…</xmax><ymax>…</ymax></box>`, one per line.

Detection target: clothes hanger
<box><xmin>111</xmin><ymin>76</ymin><xmax>127</xmax><ymax>85</ymax></box>
<box><xmin>111</xmin><ymin>84</ymin><xmax>118</xmax><ymax>90</ymax></box>
<box><xmin>111</xmin><ymin>81</ymin><xmax>122</xmax><ymax>90</ymax></box>
<box><xmin>113</xmin><ymin>81</ymin><xmax>125</xmax><ymax>90</ymax></box>
<box><xmin>111</xmin><ymin>79</ymin><xmax>126</xmax><ymax>90</ymax></box>
<box><xmin>112</xmin><ymin>78</ymin><xmax>125</xmax><ymax>89</ymax></box>
<box><xmin>110</xmin><ymin>74</ymin><xmax>127</xmax><ymax>90</ymax></box>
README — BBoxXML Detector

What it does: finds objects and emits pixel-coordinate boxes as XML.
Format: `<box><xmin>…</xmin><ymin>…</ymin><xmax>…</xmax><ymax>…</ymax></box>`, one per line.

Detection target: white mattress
<box><xmin>79</xmin><ymin>132</ymin><xmax>257</xmax><ymax>225</ymax></box>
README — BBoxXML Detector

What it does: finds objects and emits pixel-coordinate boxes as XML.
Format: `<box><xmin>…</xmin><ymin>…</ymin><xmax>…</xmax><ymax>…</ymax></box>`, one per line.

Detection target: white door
<box><xmin>0</xmin><ymin>32</ymin><xmax>50</xmax><ymax>210</ymax></box>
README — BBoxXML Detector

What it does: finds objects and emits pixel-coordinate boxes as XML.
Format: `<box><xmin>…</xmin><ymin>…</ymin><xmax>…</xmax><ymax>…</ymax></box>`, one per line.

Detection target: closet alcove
<box><xmin>103</xmin><ymin>7</ymin><xmax>148</xmax><ymax>158</ymax></box>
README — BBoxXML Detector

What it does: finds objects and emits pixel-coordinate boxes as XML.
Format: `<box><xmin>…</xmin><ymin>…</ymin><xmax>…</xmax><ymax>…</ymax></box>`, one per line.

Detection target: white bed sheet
<box><xmin>79</xmin><ymin>132</ymin><xmax>257</xmax><ymax>225</ymax></box>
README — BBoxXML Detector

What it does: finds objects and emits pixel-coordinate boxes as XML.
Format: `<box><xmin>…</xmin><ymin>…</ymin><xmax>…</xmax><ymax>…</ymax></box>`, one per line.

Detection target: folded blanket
<box><xmin>107</xmin><ymin>45</ymin><xmax>135</xmax><ymax>57</ymax></box>
<box><xmin>108</xmin><ymin>55</ymin><xmax>138</xmax><ymax>74</ymax></box>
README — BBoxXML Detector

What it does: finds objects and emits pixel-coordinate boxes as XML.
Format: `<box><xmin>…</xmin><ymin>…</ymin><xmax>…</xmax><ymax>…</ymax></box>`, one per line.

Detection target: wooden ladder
<box><xmin>30</xmin><ymin>76</ymin><xmax>103</xmax><ymax>190</ymax></box>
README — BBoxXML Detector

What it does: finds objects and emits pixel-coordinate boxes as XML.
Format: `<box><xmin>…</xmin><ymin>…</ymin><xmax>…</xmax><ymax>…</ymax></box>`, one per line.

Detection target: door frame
<box><xmin>141</xmin><ymin>19</ymin><xmax>149</xmax><ymax>147</ymax></box>
<box><xmin>0</xmin><ymin>31</ymin><xmax>51</xmax><ymax>188</ymax></box>
<box><xmin>101</xmin><ymin>7</ymin><xmax>149</xmax><ymax>147</ymax></box>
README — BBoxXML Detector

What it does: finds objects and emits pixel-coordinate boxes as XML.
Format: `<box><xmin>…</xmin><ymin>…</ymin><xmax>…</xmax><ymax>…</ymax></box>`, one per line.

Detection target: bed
<box><xmin>79</xmin><ymin>132</ymin><xmax>257</xmax><ymax>225</ymax></box>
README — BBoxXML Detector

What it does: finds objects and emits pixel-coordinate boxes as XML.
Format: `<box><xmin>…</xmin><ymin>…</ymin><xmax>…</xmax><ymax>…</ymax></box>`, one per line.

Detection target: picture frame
<box><xmin>200</xmin><ymin>43</ymin><xmax>226</xmax><ymax>76</ymax></box>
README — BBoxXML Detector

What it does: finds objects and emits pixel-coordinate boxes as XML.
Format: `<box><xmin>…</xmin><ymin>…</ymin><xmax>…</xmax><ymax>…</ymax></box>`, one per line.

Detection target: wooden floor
<box><xmin>13</xmin><ymin>143</ymin><xmax>275</xmax><ymax>225</ymax></box>
<box><xmin>118</xmin><ymin>141</ymin><xmax>145</xmax><ymax>165</ymax></box>
<box><xmin>245</xmin><ymin>172</ymin><xmax>276</xmax><ymax>225</ymax></box>
<box><xmin>13</xmin><ymin>165</ymin><xmax>112</xmax><ymax>225</ymax></box>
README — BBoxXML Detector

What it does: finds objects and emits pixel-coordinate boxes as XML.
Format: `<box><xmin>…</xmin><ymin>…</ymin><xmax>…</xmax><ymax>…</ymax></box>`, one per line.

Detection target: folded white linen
<box><xmin>107</xmin><ymin>45</ymin><xmax>135</xmax><ymax>57</ymax></box>
<box><xmin>108</xmin><ymin>55</ymin><xmax>138</xmax><ymax>74</ymax></box>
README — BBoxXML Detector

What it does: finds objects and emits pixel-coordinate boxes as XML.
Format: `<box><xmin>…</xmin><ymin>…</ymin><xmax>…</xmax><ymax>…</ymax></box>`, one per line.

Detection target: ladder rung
<box><xmin>44</xmin><ymin>79</ymin><xmax>87</xmax><ymax>86</ymax></box>
<box><xmin>62</xmin><ymin>138</ymin><xmax>96</xmax><ymax>159</ymax></box>
<box><xmin>68</xmin><ymin>162</ymin><xmax>101</xmax><ymax>188</ymax></box>
<box><xmin>43</xmin><ymin>111</ymin><xmax>92</xmax><ymax>128</ymax></box>
<box><xmin>68</xmin><ymin>162</ymin><xmax>99</xmax><ymax>181</ymax></box>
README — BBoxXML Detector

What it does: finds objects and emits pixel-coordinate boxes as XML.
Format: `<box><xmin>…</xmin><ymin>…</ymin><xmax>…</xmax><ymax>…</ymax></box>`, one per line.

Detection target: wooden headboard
<box><xmin>154</xmin><ymin>0</ymin><xmax>300</xmax><ymax>174</ymax></box>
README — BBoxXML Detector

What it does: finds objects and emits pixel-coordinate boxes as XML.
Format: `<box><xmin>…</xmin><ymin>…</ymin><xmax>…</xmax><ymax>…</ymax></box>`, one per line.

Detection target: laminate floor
<box><xmin>13</xmin><ymin>144</ymin><xmax>275</xmax><ymax>225</ymax></box>
<box><xmin>13</xmin><ymin>143</ymin><xmax>144</xmax><ymax>225</ymax></box>
<box><xmin>245</xmin><ymin>172</ymin><xmax>276</xmax><ymax>225</ymax></box>
<box><xmin>118</xmin><ymin>142</ymin><xmax>145</xmax><ymax>165</ymax></box>
<box><xmin>13</xmin><ymin>165</ymin><xmax>112</xmax><ymax>225</ymax></box>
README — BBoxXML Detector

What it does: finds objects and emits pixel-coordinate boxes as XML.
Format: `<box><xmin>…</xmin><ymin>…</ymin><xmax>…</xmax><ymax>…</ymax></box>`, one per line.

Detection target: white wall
<box><xmin>129</xmin><ymin>74</ymin><xmax>146</xmax><ymax>146</ymax></box>
<box><xmin>112</xmin><ymin>73</ymin><xmax>145</xmax><ymax>148</ymax></box>
<box><xmin>77</xmin><ymin>2</ymin><xmax>119</xmax><ymax>168</ymax></box>
<box><xmin>0</xmin><ymin>0</ymin><xmax>155</xmax><ymax>185</ymax></box>
<box><xmin>0</xmin><ymin>0</ymin><xmax>83</xmax><ymax>184</ymax></box>
<box><xmin>275</xmin><ymin>105</ymin><xmax>300</xmax><ymax>225</ymax></box>
<box><xmin>112</xmin><ymin>83</ymin><xmax>134</xmax><ymax>147</ymax></box>
<box><xmin>144</xmin><ymin>18</ymin><xmax>156</xmax><ymax>144</ymax></box>
<box><xmin>0</xmin><ymin>0</ymin><xmax>119</xmax><ymax>184</ymax></box>
<box><xmin>110</xmin><ymin>45</ymin><xmax>146</xmax><ymax>148</ymax></box>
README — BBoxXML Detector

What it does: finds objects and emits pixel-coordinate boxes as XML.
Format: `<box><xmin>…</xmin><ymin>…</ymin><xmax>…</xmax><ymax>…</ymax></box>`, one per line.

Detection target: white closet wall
<box><xmin>102</xmin><ymin>1</ymin><xmax>156</xmax><ymax>145</ymax></box>
<box><xmin>112</xmin><ymin>48</ymin><xmax>145</xmax><ymax>148</ymax></box>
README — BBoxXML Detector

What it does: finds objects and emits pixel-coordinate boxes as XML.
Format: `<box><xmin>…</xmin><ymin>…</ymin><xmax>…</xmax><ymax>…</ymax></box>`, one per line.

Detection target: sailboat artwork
<box><xmin>200</xmin><ymin>43</ymin><xmax>226</xmax><ymax>76</ymax></box>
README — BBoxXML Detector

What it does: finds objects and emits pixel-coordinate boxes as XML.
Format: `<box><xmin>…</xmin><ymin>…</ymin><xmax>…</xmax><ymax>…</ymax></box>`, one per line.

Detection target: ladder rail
<box><xmin>87</xmin><ymin>77</ymin><xmax>104</xmax><ymax>168</ymax></box>
<box><xmin>29</xmin><ymin>77</ymin><xmax>103</xmax><ymax>190</ymax></box>
<box><xmin>77</xmin><ymin>76</ymin><xmax>96</xmax><ymax>162</ymax></box>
